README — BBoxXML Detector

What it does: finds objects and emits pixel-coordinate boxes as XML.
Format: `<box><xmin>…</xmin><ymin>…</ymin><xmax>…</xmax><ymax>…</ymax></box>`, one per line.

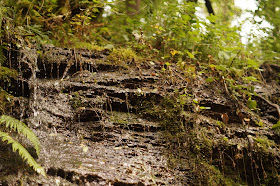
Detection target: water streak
<box><xmin>19</xmin><ymin>47</ymin><xmax>40</xmax><ymax>127</ymax></box>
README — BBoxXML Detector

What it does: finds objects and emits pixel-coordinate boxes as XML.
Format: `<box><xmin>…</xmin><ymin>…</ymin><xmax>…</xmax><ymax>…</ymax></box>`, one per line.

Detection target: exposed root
<box><xmin>255</xmin><ymin>94</ymin><xmax>280</xmax><ymax>120</ymax></box>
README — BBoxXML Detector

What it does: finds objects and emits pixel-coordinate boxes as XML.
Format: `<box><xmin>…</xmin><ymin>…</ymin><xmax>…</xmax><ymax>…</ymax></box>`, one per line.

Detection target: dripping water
<box><xmin>17</xmin><ymin>56</ymin><xmax>25</xmax><ymax>97</ymax></box>
<box><xmin>50</xmin><ymin>63</ymin><xmax>53</xmax><ymax>78</ymax></box>
<box><xmin>19</xmin><ymin>47</ymin><xmax>40</xmax><ymax>128</ymax></box>
<box><xmin>43</xmin><ymin>63</ymin><xmax>47</xmax><ymax>78</ymax></box>
<box><xmin>57</xmin><ymin>63</ymin><xmax>60</xmax><ymax>79</ymax></box>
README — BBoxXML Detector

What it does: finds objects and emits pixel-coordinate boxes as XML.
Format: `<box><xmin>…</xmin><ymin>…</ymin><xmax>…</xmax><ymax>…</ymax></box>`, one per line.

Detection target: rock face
<box><xmin>1</xmin><ymin>46</ymin><xmax>280</xmax><ymax>185</ymax></box>
<box><xmin>29</xmin><ymin>76</ymin><xmax>177</xmax><ymax>185</ymax></box>
<box><xmin>0</xmin><ymin>46</ymin><xmax>182</xmax><ymax>185</ymax></box>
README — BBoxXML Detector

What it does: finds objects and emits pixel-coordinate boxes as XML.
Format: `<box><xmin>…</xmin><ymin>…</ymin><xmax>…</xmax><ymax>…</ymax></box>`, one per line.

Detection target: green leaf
<box><xmin>215</xmin><ymin>65</ymin><xmax>227</xmax><ymax>71</ymax></box>
<box><xmin>199</xmin><ymin>106</ymin><xmax>211</xmax><ymax>110</ymax></box>
<box><xmin>218</xmin><ymin>51</ymin><xmax>230</xmax><ymax>61</ymax></box>
<box><xmin>187</xmin><ymin>51</ymin><xmax>194</xmax><ymax>58</ymax></box>
<box><xmin>272</xmin><ymin>121</ymin><xmax>280</xmax><ymax>130</ymax></box>
<box><xmin>206</xmin><ymin>77</ymin><xmax>214</xmax><ymax>83</ymax></box>
<box><xmin>247</xmin><ymin>97</ymin><xmax>257</xmax><ymax>110</ymax></box>
<box><xmin>0</xmin><ymin>115</ymin><xmax>41</xmax><ymax>156</ymax></box>
<box><xmin>0</xmin><ymin>131</ymin><xmax>46</xmax><ymax>176</ymax></box>
<box><xmin>193</xmin><ymin>99</ymin><xmax>198</xmax><ymax>104</ymax></box>
<box><xmin>206</xmin><ymin>15</ymin><xmax>218</xmax><ymax>23</ymax></box>
<box><xmin>256</xmin><ymin>121</ymin><xmax>264</xmax><ymax>127</ymax></box>
<box><xmin>247</xmin><ymin>58</ymin><xmax>259</xmax><ymax>69</ymax></box>
<box><xmin>243</xmin><ymin>76</ymin><xmax>260</xmax><ymax>83</ymax></box>
<box><xmin>182</xmin><ymin>15</ymin><xmax>191</xmax><ymax>22</ymax></box>
<box><xmin>165</xmin><ymin>62</ymin><xmax>171</xmax><ymax>66</ymax></box>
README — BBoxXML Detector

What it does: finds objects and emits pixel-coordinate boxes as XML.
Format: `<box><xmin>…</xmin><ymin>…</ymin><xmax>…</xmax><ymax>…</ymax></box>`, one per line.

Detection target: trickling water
<box><xmin>17</xmin><ymin>57</ymin><xmax>25</xmax><ymax>97</ymax></box>
<box><xmin>57</xmin><ymin>64</ymin><xmax>60</xmax><ymax>79</ymax></box>
<box><xmin>18</xmin><ymin>99</ymin><xmax>25</xmax><ymax>120</ymax></box>
<box><xmin>43</xmin><ymin>63</ymin><xmax>47</xmax><ymax>78</ymax></box>
<box><xmin>50</xmin><ymin>63</ymin><xmax>53</xmax><ymax>78</ymax></box>
<box><xmin>19</xmin><ymin>47</ymin><xmax>40</xmax><ymax>128</ymax></box>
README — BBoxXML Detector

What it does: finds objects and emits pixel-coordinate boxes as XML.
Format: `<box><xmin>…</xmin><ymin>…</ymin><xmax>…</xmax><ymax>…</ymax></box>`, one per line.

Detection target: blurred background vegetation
<box><xmin>0</xmin><ymin>0</ymin><xmax>279</xmax><ymax>68</ymax></box>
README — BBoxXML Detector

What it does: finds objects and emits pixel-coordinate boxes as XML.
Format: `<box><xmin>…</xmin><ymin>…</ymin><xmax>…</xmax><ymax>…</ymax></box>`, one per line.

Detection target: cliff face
<box><xmin>1</xmin><ymin>46</ymin><xmax>280</xmax><ymax>185</ymax></box>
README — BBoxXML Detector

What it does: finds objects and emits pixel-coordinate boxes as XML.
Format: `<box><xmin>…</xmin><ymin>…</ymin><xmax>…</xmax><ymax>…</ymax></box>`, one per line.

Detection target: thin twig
<box><xmin>255</xmin><ymin>94</ymin><xmax>280</xmax><ymax>120</ymax></box>
<box><xmin>38</xmin><ymin>0</ymin><xmax>44</xmax><ymax>13</ymax></box>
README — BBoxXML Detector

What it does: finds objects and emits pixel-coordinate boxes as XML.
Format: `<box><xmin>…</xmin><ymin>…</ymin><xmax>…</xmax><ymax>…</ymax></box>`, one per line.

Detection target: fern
<box><xmin>26</xmin><ymin>24</ymin><xmax>52</xmax><ymax>44</ymax></box>
<box><xmin>0</xmin><ymin>131</ymin><xmax>46</xmax><ymax>176</ymax></box>
<box><xmin>0</xmin><ymin>115</ymin><xmax>40</xmax><ymax>155</ymax></box>
<box><xmin>0</xmin><ymin>115</ymin><xmax>46</xmax><ymax>176</ymax></box>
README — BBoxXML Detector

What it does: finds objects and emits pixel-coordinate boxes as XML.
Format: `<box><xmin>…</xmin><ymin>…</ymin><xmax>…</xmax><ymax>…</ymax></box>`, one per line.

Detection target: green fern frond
<box><xmin>26</xmin><ymin>24</ymin><xmax>52</xmax><ymax>43</ymax></box>
<box><xmin>0</xmin><ymin>115</ymin><xmax>40</xmax><ymax>156</ymax></box>
<box><xmin>0</xmin><ymin>131</ymin><xmax>46</xmax><ymax>176</ymax></box>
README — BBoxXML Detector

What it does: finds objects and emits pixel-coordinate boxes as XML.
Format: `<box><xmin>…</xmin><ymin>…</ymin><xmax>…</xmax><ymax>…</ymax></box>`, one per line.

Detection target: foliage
<box><xmin>0</xmin><ymin>0</ymin><xmax>276</xmax><ymax>67</ymax></box>
<box><xmin>254</xmin><ymin>0</ymin><xmax>280</xmax><ymax>60</ymax></box>
<box><xmin>103</xmin><ymin>1</ymin><xmax>199</xmax><ymax>60</ymax></box>
<box><xmin>0</xmin><ymin>115</ymin><xmax>45</xmax><ymax>176</ymax></box>
<box><xmin>272</xmin><ymin>120</ymin><xmax>280</xmax><ymax>130</ymax></box>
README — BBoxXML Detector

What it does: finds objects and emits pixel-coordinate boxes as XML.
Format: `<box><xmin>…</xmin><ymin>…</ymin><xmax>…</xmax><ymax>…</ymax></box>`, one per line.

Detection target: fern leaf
<box><xmin>0</xmin><ymin>131</ymin><xmax>46</xmax><ymax>176</ymax></box>
<box><xmin>26</xmin><ymin>24</ymin><xmax>52</xmax><ymax>43</ymax></box>
<box><xmin>0</xmin><ymin>115</ymin><xmax>41</xmax><ymax>156</ymax></box>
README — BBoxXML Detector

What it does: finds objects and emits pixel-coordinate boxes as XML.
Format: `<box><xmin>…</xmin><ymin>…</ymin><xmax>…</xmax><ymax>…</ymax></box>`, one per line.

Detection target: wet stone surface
<box><xmin>2</xmin><ymin>46</ymin><xmax>280</xmax><ymax>185</ymax></box>
<box><xmin>0</xmin><ymin>47</ymin><xmax>182</xmax><ymax>185</ymax></box>
<box><xmin>27</xmin><ymin>81</ymin><xmax>179</xmax><ymax>185</ymax></box>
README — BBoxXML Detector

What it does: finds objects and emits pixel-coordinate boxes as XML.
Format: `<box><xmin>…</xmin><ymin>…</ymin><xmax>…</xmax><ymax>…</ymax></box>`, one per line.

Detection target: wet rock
<box><xmin>3</xmin><ymin>46</ymin><xmax>280</xmax><ymax>185</ymax></box>
<box><xmin>0</xmin><ymin>46</ymin><xmax>183</xmax><ymax>185</ymax></box>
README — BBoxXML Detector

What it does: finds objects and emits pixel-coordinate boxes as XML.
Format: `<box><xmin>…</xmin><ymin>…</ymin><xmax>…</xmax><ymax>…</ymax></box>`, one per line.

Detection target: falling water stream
<box><xmin>18</xmin><ymin>47</ymin><xmax>40</xmax><ymax>127</ymax></box>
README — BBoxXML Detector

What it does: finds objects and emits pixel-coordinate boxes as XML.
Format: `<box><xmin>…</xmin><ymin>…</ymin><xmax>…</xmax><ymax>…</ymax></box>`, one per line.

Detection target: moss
<box><xmin>0</xmin><ymin>89</ymin><xmax>14</xmax><ymax>114</ymax></box>
<box><xmin>69</xmin><ymin>92</ymin><xmax>84</xmax><ymax>109</ymax></box>
<box><xmin>16</xmin><ymin>0</ymin><xmax>32</xmax><ymax>13</ymax></box>
<box><xmin>254</xmin><ymin>136</ymin><xmax>275</xmax><ymax>147</ymax></box>
<box><xmin>193</xmin><ymin>128</ymin><xmax>214</xmax><ymax>154</ymax></box>
<box><xmin>41</xmin><ymin>51</ymin><xmax>68</xmax><ymax>64</ymax></box>
<box><xmin>136</xmin><ymin>92</ymin><xmax>248</xmax><ymax>185</ymax></box>
<box><xmin>139</xmin><ymin>96</ymin><xmax>181</xmax><ymax>119</ymax></box>
<box><xmin>109</xmin><ymin>111</ymin><xmax>130</xmax><ymax>125</ymax></box>
<box><xmin>107</xmin><ymin>48</ymin><xmax>140</xmax><ymax>66</ymax></box>
<box><xmin>132</xmin><ymin>86</ymin><xmax>280</xmax><ymax>185</ymax></box>
<box><xmin>0</xmin><ymin>66</ymin><xmax>18</xmax><ymax>82</ymax></box>
<box><xmin>0</xmin><ymin>67</ymin><xmax>17</xmax><ymax>114</ymax></box>
<box><xmin>192</xmin><ymin>162</ymin><xmax>239</xmax><ymax>186</ymax></box>
<box><xmin>73</xmin><ymin>41</ymin><xmax>106</xmax><ymax>52</ymax></box>
<box><xmin>253</xmin><ymin>136</ymin><xmax>278</xmax><ymax>155</ymax></box>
